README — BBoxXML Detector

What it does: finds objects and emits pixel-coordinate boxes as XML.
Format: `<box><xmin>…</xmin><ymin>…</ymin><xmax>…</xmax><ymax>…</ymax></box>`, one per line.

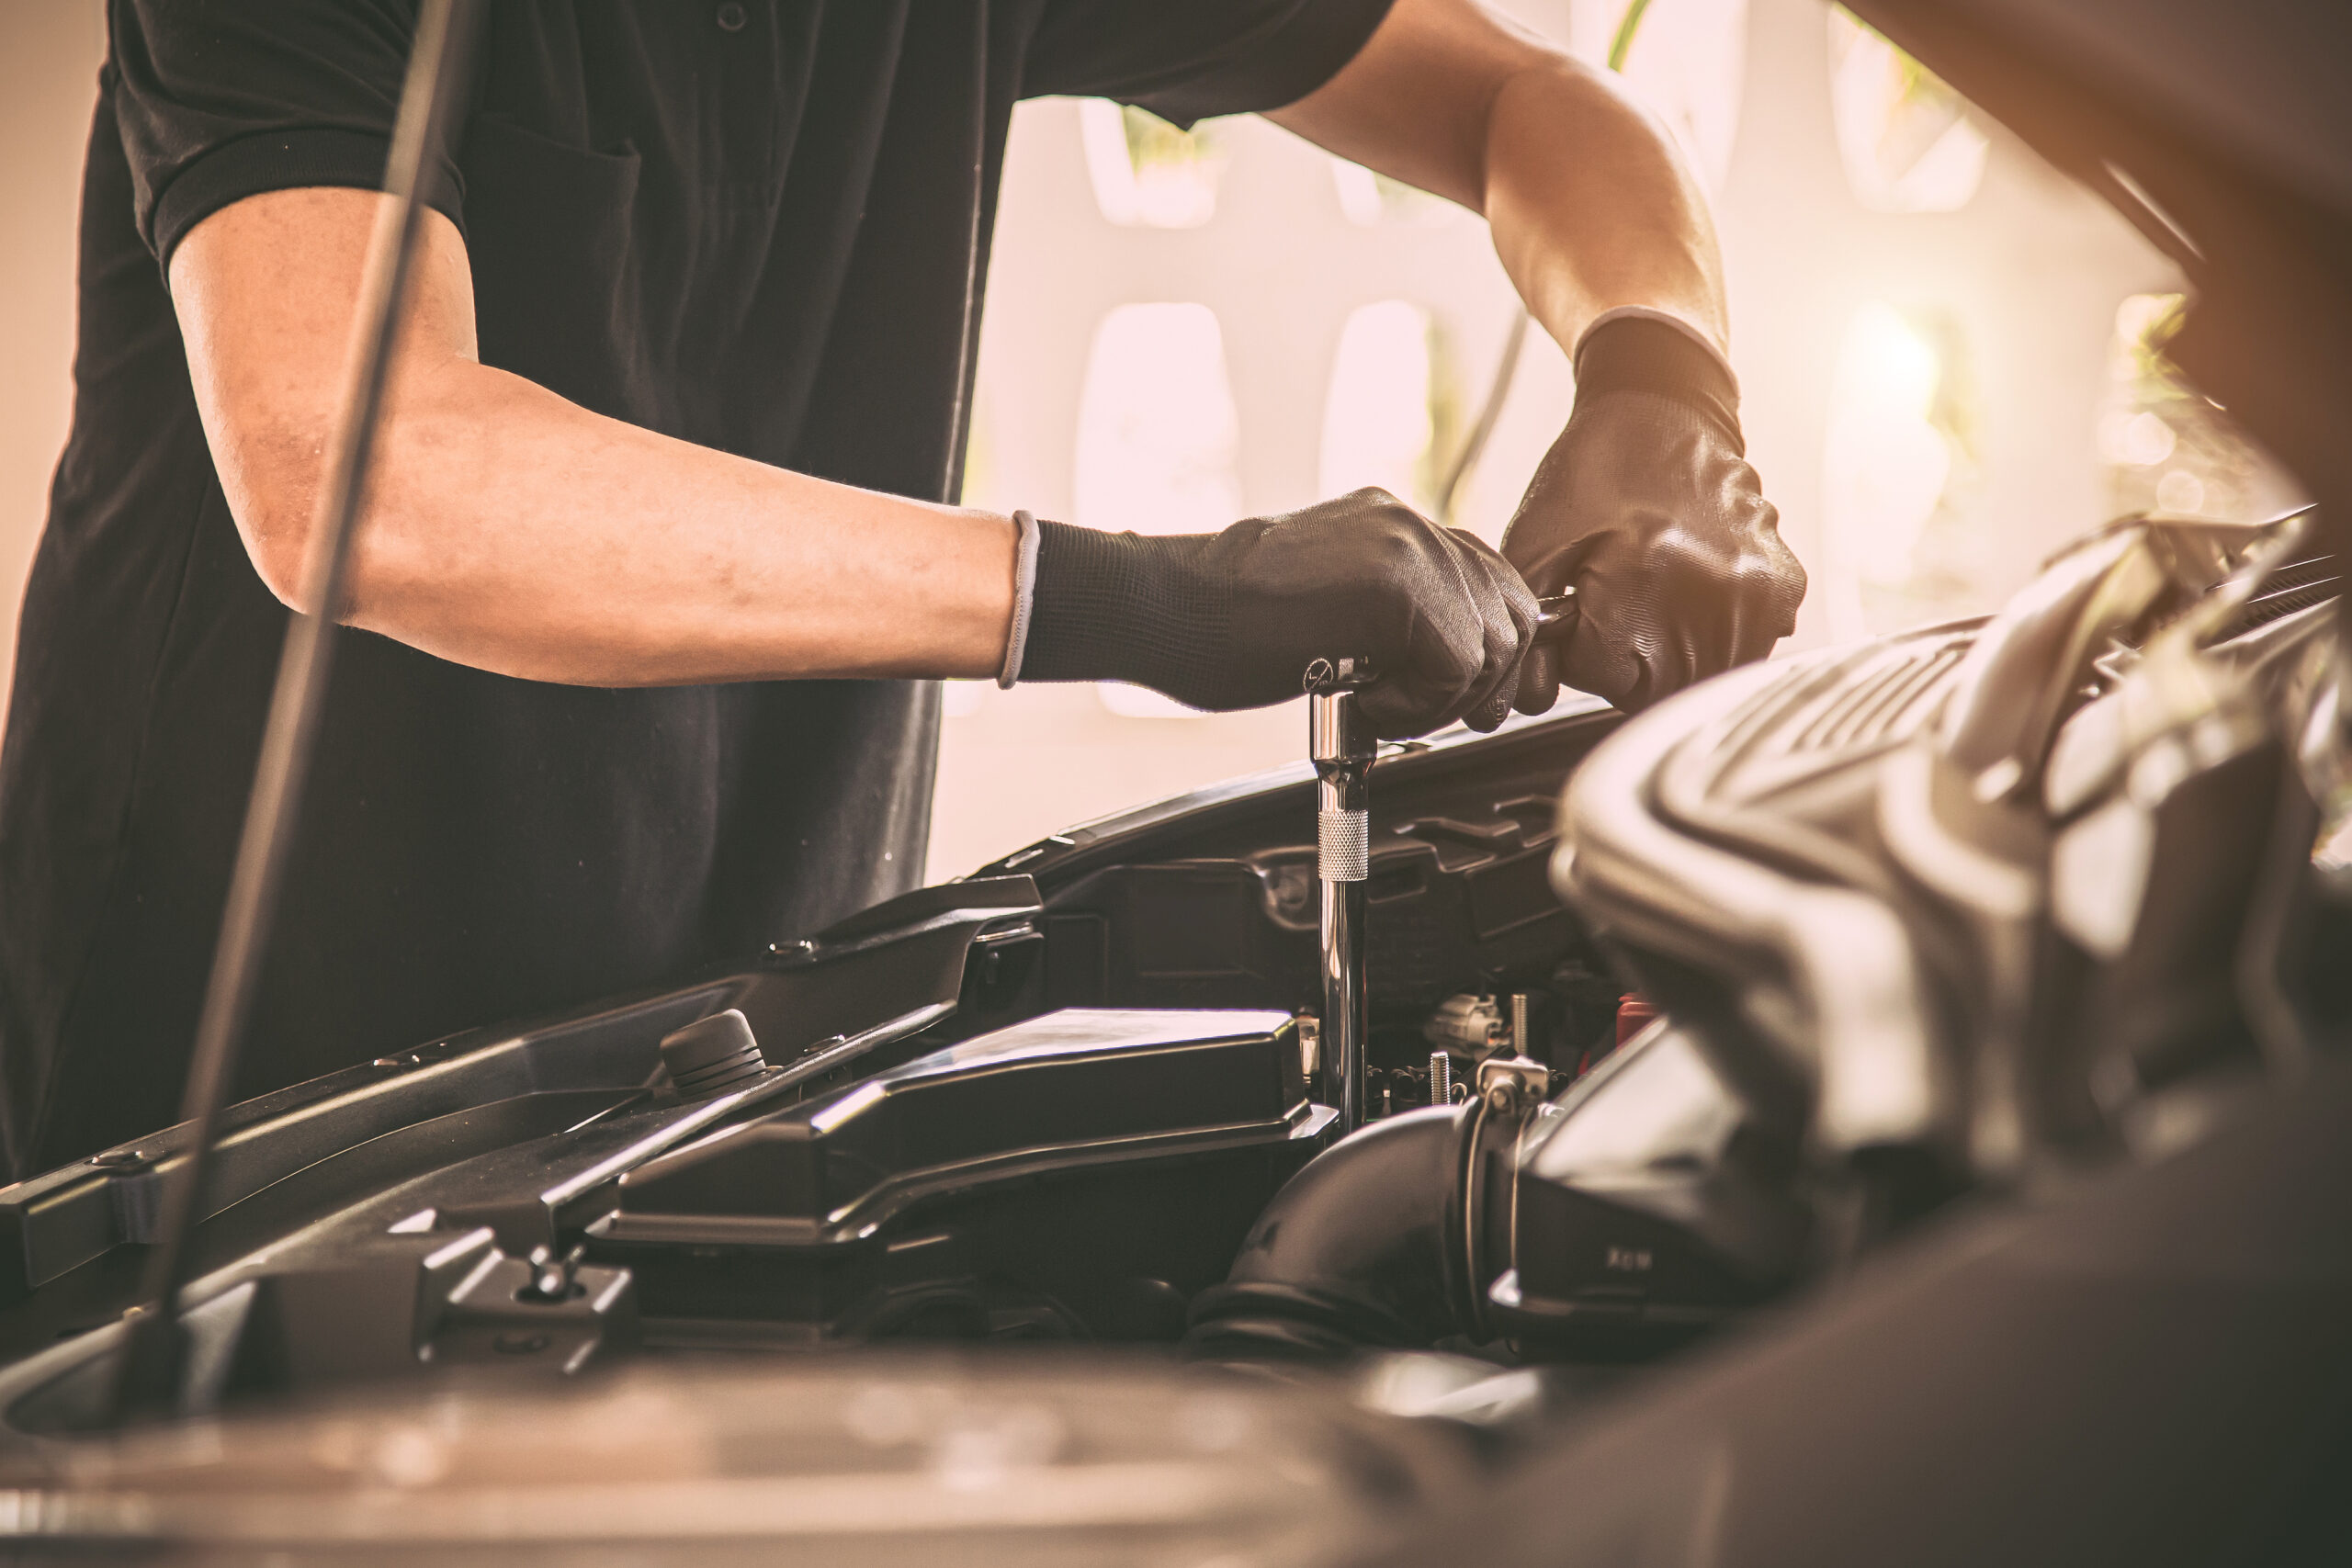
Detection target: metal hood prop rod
<box><xmin>107</xmin><ymin>0</ymin><xmax>482</xmax><ymax>1422</ymax></box>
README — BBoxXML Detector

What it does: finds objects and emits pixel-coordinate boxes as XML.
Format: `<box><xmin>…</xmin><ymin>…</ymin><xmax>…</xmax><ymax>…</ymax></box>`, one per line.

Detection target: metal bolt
<box><xmin>519</xmin><ymin>1243</ymin><xmax>586</xmax><ymax>1303</ymax></box>
<box><xmin>1428</xmin><ymin>1050</ymin><xmax>1452</xmax><ymax>1108</ymax></box>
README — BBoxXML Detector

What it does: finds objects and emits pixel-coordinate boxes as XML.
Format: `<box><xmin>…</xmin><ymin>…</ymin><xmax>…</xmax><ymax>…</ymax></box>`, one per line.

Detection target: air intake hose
<box><xmin>1193</xmin><ymin>1029</ymin><xmax>1817</xmax><ymax>1361</ymax></box>
<box><xmin>1188</xmin><ymin>1097</ymin><xmax>1522</xmax><ymax>1358</ymax></box>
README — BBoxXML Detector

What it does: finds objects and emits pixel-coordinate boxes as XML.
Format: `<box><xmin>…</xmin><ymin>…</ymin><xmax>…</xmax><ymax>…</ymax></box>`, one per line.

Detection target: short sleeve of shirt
<box><xmin>1023</xmin><ymin>0</ymin><xmax>1397</xmax><ymax>128</ymax></box>
<box><xmin>106</xmin><ymin>0</ymin><xmax>465</xmax><ymax>270</ymax></box>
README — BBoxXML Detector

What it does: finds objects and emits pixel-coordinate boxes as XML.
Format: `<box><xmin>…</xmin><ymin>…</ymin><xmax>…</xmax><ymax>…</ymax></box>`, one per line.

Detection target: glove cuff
<box><xmin>995</xmin><ymin>510</ymin><xmax>1043</xmax><ymax>687</ymax></box>
<box><xmin>1020</xmin><ymin>521</ymin><xmax>1231</xmax><ymax>703</ymax></box>
<box><xmin>1573</xmin><ymin>311</ymin><xmax>1745</xmax><ymax>454</ymax></box>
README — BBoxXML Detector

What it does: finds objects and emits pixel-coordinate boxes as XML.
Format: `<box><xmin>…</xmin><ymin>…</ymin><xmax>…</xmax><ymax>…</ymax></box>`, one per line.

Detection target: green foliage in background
<box><xmin>1121</xmin><ymin>103</ymin><xmax>1215</xmax><ymax>170</ymax></box>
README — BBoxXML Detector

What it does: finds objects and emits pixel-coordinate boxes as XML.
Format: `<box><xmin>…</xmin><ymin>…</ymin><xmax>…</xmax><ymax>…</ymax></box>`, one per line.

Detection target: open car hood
<box><xmin>1849</xmin><ymin>0</ymin><xmax>2352</xmax><ymax>563</ymax></box>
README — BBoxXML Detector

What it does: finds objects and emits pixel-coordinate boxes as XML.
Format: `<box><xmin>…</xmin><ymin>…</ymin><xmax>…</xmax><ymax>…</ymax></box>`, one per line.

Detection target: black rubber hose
<box><xmin>1187</xmin><ymin>1105</ymin><xmax>1478</xmax><ymax>1359</ymax></box>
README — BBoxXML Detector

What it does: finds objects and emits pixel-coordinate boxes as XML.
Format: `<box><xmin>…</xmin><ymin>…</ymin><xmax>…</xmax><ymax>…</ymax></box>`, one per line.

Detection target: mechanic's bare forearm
<box><xmin>1268</xmin><ymin>0</ymin><xmax>1727</xmax><ymax>356</ymax></box>
<box><xmin>319</xmin><ymin>363</ymin><xmax>1013</xmax><ymax>685</ymax></box>
<box><xmin>1483</xmin><ymin>60</ymin><xmax>1726</xmax><ymax>355</ymax></box>
<box><xmin>174</xmin><ymin>187</ymin><xmax>1015</xmax><ymax>687</ymax></box>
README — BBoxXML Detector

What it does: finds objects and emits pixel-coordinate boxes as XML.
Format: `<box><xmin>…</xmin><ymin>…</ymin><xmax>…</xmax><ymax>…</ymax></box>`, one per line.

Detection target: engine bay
<box><xmin>0</xmin><ymin>513</ymin><xmax>2341</xmax><ymax>1551</ymax></box>
<box><xmin>0</xmin><ymin>696</ymin><xmax>1649</xmax><ymax>1415</ymax></box>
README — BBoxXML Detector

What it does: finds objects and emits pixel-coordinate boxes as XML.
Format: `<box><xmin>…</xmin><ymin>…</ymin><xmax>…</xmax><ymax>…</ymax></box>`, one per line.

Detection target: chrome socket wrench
<box><xmin>1305</xmin><ymin>655</ymin><xmax>1378</xmax><ymax>1136</ymax></box>
<box><xmin>1303</xmin><ymin>591</ymin><xmax>1576</xmax><ymax>1139</ymax></box>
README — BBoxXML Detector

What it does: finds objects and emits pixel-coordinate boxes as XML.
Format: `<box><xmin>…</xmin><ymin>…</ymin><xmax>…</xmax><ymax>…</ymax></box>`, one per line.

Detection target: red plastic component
<box><xmin>1615</xmin><ymin>994</ymin><xmax>1658</xmax><ymax>1046</ymax></box>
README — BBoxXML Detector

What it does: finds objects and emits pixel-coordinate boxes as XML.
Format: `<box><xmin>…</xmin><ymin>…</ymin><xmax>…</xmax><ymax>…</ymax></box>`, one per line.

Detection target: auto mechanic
<box><xmin>0</xmin><ymin>0</ymin><xmax>1804</xmax><ymax>1170</ymax></box>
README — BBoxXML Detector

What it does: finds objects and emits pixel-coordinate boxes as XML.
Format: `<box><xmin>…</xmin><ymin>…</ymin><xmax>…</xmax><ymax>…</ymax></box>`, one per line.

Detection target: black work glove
<box><xmin>1498</xmin><ymin>314</ymin><xmax>1804</xmax><ymax>718</ymax></box>
<box><xmin>1016</xmin><ymin>490</ymin><xmax>1537</xmax><ymax>739</ymax></box>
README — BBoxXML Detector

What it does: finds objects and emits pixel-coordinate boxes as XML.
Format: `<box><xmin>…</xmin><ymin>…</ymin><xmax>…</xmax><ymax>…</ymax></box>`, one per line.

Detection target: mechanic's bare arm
<box><xmin>173</xmin><ymin>186</ymin><xmax>1018</xmax><ymax>686</ymax></box>
<box><xmin>1267</xmin><ymin>0</ymin><xmax>1727</xmax><ymax>355</ymax></box>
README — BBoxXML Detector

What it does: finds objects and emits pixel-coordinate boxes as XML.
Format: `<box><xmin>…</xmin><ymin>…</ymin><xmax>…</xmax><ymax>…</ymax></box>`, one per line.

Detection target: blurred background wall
<box><xmin>0</xmin><ymin>1</ymin><xmax>2295</xmax><ymax>892</ymax></box>
<box><xmin>0</xmin><ymin>6</ymin><xmax>106</xmax><ymax>718</ymax></box>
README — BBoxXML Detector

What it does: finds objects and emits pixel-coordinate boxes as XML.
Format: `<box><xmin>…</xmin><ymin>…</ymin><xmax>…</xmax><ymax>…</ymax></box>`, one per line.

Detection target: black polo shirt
<box><xmin>0</xmin><ymin>0</ymin><xmax>1393</xmax><ymax>1174</ymax></box>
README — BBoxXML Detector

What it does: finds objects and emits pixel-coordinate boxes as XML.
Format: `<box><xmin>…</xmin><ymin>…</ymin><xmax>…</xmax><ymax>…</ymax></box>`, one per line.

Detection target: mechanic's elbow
<box><xmin>232</xmin><ymin>485</ymin><xmax>321</xmax><ymax>612</ymax></box>
<box><xmin>198</xmin><ymin>400</ymin><xmax>331</xmax><ymax>611</ymax></box>
<box><xmin>215</xmin><ymin>410</ymin><xmax>360</xmax><ymax>614</ymax></box>
<box><xmin>216</xmin><ymin>393</ymin><xmax>451</xmax><ymax>619</ymax></box>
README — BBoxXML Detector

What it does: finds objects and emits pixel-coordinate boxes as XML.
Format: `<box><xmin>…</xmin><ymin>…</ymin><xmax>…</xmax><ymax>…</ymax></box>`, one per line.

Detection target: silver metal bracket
<box><xmin>1476</xmin><ymin>1055</ymin><xmax>1553</xmax><ymax>1114</ymax></box>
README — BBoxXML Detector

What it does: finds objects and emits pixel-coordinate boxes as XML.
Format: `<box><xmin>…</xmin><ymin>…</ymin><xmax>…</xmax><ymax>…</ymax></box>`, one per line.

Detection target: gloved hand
<box><xmin>1497</xmin><ymin>313</ymin><xmax>1804</xmax><ymax>719</ymax></box>
<box><xmin>1013</xmin><ymin>490</ymin><xmax>1537</xmax><ymax>739</ymax></box>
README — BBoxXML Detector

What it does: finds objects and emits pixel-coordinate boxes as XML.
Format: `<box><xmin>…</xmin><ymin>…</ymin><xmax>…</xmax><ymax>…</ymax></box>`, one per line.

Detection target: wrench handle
<box><xmin>1532</xmin><ymin>589</ymin><xmax>1579</xmax><ymax>644</ymax></box>
<box><xmin>1302</xmin><ymin>590</ymin><xmax>1576</xmax><ymax>697</ymax></box>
